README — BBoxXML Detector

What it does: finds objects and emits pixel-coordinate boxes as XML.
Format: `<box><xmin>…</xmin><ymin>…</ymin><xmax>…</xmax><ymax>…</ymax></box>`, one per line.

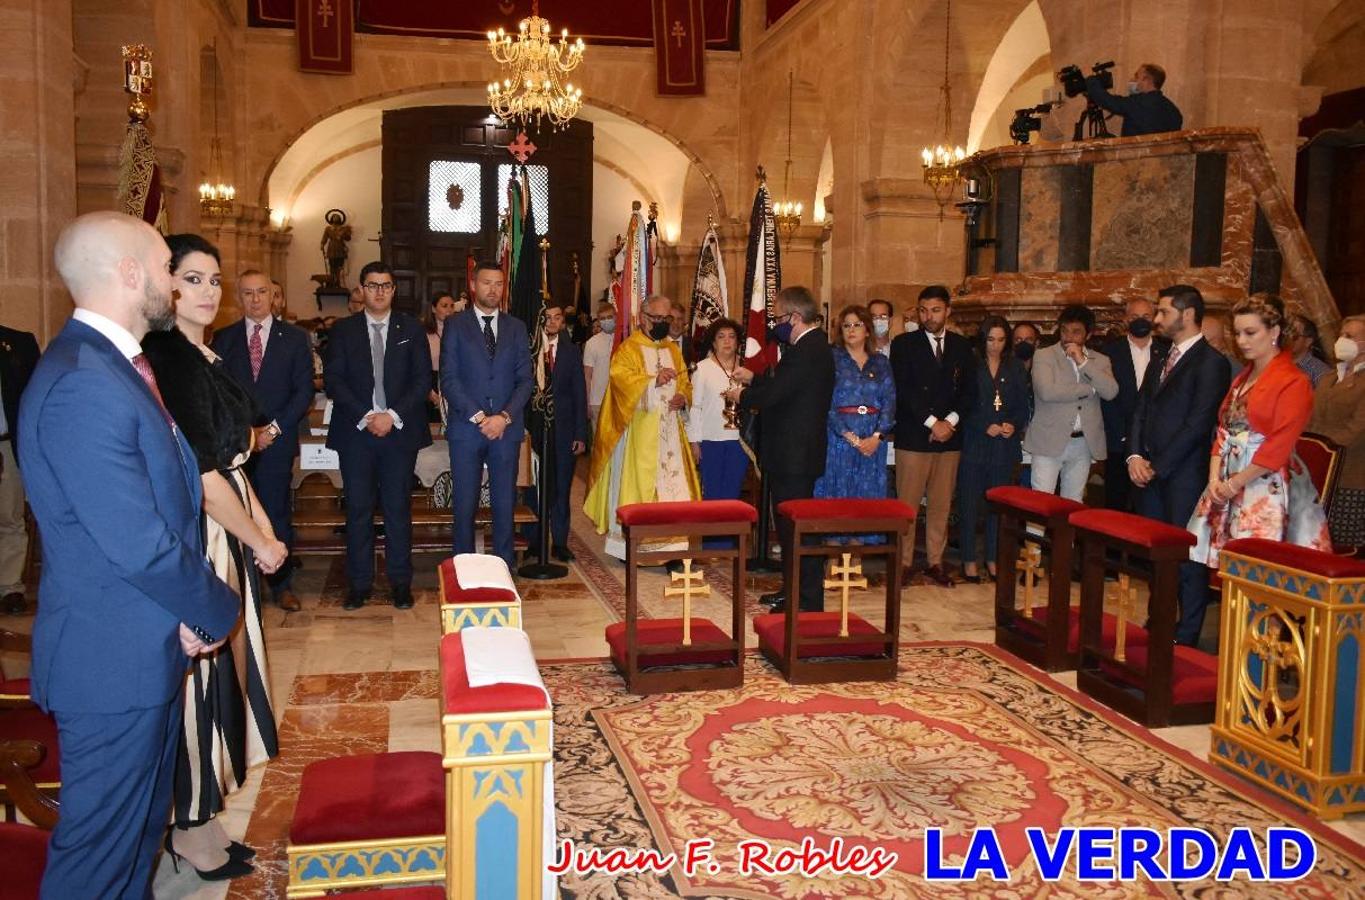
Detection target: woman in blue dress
<box><xmin>815</xmin><ymin>305</ymin><xmax>896</xmax><ymax>527</ymax></box>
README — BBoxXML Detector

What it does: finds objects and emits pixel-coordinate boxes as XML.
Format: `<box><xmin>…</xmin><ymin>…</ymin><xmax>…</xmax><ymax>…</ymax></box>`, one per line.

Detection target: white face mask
<box><xmin>873</xmin><ymin>318</ymin><xmax>890</xmax><ymax>337</ymax></box>
<box><xmin>1335</xmin><ymin>335</ymin><xmax>1360</xmax><ymax>363</ymax></box>
<box><xmin>1127</xmin><ymin>81</ymin><xmax>1140</xmax><ymax>96</ymax></box>
<box><xmin>903</xmin><ymin>319</ymin><xmax>919</xmax><ymax>333</ymax></box>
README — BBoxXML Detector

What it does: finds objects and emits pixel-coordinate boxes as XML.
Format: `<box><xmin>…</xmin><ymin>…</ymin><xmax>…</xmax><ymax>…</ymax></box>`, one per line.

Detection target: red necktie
<box><xmin>1161</xmin><ymin>345</ymin><xmax>1182</xmax><ymax>384</ymax></box>
<box><xmin>547</xmin><ymin>341</ymin><xmax>556</xmax><ymax>374</ymax></box>
<box><xmin>130</xmin><ymin>353</ymin><xmax>174</xmax><ymax>427</ymax></box>
<box><xmin>249</xmin><ymin>322</ymin><xmax>264</xmax><ymax>381</ymax></box>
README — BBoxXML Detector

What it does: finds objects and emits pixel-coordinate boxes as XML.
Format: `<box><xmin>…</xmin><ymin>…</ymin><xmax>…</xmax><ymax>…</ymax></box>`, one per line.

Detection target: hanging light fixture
<box><xmin>487</xmin><ymin>0</ymin><xmax>585</xmax><ymax>131</ymax></box>
<box><xmin>773</xmin><ymin>72</ymin><xmax>803</xmax><ymax>246</ymax></box>
<box><xmin>921</xmin><ymin>0</ymin><xmax>966</xmax><ymax>216</ymax></box>
<box><xmin>199</xmin><ymin>45</ymin><xmax>235</xmax><ymax>218</ymax></box>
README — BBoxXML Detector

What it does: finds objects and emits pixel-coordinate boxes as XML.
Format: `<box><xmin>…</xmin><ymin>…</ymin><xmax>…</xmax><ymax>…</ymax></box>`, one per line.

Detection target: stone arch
<box><xmin>967</xmin><ymin>0</ymin><xmax>1052</xmax><ymax>152</ymax></box>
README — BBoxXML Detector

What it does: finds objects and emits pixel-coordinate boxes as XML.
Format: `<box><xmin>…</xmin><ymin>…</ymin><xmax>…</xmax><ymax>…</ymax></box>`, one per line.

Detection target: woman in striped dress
<box><xmin>141</xmin><ymin>234</ymin><xmax>286</xmax><ymax>880</ymax></box>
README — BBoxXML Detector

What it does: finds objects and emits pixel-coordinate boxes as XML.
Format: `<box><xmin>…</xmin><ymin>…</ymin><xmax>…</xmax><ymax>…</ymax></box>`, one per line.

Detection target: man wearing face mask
<box><xmin>583</xmin><ymin>302</ymin><xmax>616</xmax><ymax>429</ymax></box>
<box><xmin>1084</xmin><ymin>62</ymin><xmax>1183</xmax><ymax>138</ymax></box>
<box><xmin>1011</xmin><ymin>321</ymin><xmax>1041</xmax><ymax>486</ymax></box>
<box><xmin>1100</xmin><ymin>298</ymin><xmax>1168</xmax><ymax>511</ymax></box>
<box><xmin>1309</xmin><ymin>315</ymin><xmax>1365</xmax><ymax>548</ymax></box>
<box><xmin>585</xmin><ymin>295</ymin><xmax>699</xmax><ymax>561</ymax></box>
<box><xmin>869</xmin><ymin>299</ymin><xmax>895</xmax><ymax>357</ymax></box>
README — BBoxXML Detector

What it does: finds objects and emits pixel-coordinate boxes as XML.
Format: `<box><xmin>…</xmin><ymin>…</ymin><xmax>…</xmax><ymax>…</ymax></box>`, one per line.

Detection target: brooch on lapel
<box><xmin>0</xmin><ymin>341</ymin><xmax>10</xmax><ymax>353</ymax></box>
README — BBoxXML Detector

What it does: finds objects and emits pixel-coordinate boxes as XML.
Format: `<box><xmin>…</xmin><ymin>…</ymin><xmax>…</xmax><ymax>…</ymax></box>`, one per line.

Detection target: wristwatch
<box><xmin>266</xmin><ymin>421</ymin><xmax>282</xmax><ymax>439</ymax></box>
<box><xmin>498</xmin><ymin>410</ymin><xmax>513</xmax><ymax>424</ymax></box>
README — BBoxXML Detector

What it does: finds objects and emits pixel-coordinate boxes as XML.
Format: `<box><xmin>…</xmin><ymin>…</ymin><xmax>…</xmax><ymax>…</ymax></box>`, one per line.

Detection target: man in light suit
<box><xmin>527</xmin><ymin>301</ymin><xmax>588</xmax><ymax>561</ymax></box>
<box><xmin>324</xmin><ymin>261</ymin><xmax>433</xmax><ymax>610</ymax></box>
<box><xmin>1024</xmin><ymin>305</ymin><xmax>1119</xmax><ymax>501</ymax></box>
<box><xmin>442</xmin><ymin>262</ymin><xmax>533</xmax><ymax>568</ymax></box>
<box><xmin>20</xmin><ymin>212</ymin><xmax>240</xmax><ymax>897</ymax></box>
<box><xmin>213</xmin><ymin>270</ymin><xmax>315</xmax><ymax>611</ymax></box>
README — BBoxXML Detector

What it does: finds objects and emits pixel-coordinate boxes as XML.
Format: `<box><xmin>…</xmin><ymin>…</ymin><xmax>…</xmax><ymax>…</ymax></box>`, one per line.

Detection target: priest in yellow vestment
<box><xmin>584</xmin><ymin>296</ymin><xmax>700</xmax><ymax>559</ymax></box>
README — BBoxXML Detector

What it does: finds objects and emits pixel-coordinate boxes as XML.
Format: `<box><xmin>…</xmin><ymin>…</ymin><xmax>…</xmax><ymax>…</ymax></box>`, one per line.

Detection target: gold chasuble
<box><xmin>584</xmin><ymin>331</ymin><xmax>700</xmax><ymax>559</ymax></box>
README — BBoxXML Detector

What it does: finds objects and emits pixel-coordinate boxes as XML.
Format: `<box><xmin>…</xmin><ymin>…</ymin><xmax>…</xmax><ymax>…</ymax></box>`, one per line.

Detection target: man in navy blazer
<box><xmin>212</xmin><ymin>270</ymin><xmax>315</xmax><ymax>611</ymax></box>
<box><xmin>528</xmin><ymin>302</ymin><xmax>588</xmax><ymax>560</ymax></box>
<box><xmin>441</xmin><ymin>262</ymin><xmax>533</xmax><ymax>568</ymax></box>
<box><xmin>1099</xmin><ymin>298</ymin><xmax>1167</xmax><ymax>512</ymax></box>
<box><xmin>1128</xmin><ymin>285</ymin><xmax>1231</xmax><ymax>646</ymax></box>
<box><xmin>20</xmin><ymin>212</ymin><xmax>240</xmax><ymax>897</ymax></box>
<box><xmin>323</xmin><ymin>261</ymin><xmax>433</xmax><ymax>610</ymax></box>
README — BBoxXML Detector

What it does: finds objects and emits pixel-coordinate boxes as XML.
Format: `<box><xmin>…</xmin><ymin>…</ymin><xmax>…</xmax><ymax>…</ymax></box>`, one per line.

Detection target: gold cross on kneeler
<box><xmin>1017</xmin><ymin>543</ymin><xmax>1043</xmax><ymax>616</ymax></box>
<box><xmin>672</xmin><ymin>21</ymin><xmax>687</xmax><ymax>48</ymax></box>
<box><xmin>316</xmin><ymin>0</ymin><xmax>334</xmax><ymax>29</ymax></box>
<box><xmin>664</xmin><ymin>559</ymin><xmax>710</xmax><ymax>645</ymax></box>
<box><xmin>824</xmin><ymin>553</ymin><xmax>868</xmax><ymax>638</ymax></box>
<box><xmin>1107</xmin><ymin>573</ymin><xmax>1137</xmax><ymax>662</ymax></box>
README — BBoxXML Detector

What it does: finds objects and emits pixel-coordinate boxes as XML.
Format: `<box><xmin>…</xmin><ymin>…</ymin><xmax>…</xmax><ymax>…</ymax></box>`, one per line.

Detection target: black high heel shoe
<box><xmin>163</xmin><ymin>831</ymin><xmax>255</xmax><ymax>881</ymax></box>
<box><xmin>227</xmin><ymin>841</ymin><xmax>256</xmax><ymax>862</ymax></box>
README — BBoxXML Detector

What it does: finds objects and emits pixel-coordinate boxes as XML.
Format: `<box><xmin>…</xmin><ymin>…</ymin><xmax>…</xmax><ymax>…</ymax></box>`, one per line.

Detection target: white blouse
<box><xmin>687</xmin><ymin>356</ymin><xmax>741</xmax><ymax>443</ymax></box>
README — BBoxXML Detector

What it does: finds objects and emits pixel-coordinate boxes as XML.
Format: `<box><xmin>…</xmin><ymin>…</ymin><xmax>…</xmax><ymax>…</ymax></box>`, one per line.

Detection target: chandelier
<box><xmin>199</xmin><ymin>45</ymin><xmax>235</xmax><ymax>218</ymax></box>
<box><xmin>487</xmin><ymin>0</ymin><xmax>585</xmax><ymax>131</ymax></box>
<box><xmin>921</xmin><ymin>0</ymin><xmax>965</xmax><ymax>215</ymax></box>
<box><xmin>773</xmin><ymin>72</ymin><xmax>803</xmax><ymax>246</ymax></box>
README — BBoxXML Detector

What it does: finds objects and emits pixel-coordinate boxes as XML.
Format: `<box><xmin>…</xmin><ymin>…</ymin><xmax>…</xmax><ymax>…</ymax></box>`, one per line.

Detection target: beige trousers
<box><xmin>0</xmin><ymin>440</ymin><xmax>28</xmax><ymax>594</ymax></box>
<box><xmin>895</xmin><ymin>449</ymin><xmax>961</xmax><ymax>567</ymax></box>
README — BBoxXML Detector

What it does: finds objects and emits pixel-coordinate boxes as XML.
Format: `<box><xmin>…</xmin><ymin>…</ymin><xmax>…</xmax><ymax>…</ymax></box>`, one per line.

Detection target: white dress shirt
<box><xmin>921</xmin><ymin>330</ymin><xmax>961</xmax><ymax>430</ymax></box>
<box><xmin>583</xmin><ymin>331</ymin><xmax>613</xmax><ymax>407</ymax></box>
<box><xmin>687</xmin><ymin>356</ymin><xmax>741</xmax><ymax>443</ymax></box>
<box><xmin>72</xmin><ymin>308</ymin><xmax>142</xmax><ymax>360</ymax></box>
<box><xmin>1127</xmin><ymin>336</ymin><xmax>1152</xmax><ymax>391</ymax></box>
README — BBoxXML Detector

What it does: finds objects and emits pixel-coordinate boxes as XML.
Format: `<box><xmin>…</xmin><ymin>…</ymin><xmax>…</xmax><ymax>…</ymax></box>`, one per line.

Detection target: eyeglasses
<box><xmin>841</xmin><ymin>322</ymin><xmax>866</xmax><ymax>330</ymax></box>
<box><xmin>362</xmin><ymin>282</ymin><xmax>396</xmax><ymax>293</ymax></box>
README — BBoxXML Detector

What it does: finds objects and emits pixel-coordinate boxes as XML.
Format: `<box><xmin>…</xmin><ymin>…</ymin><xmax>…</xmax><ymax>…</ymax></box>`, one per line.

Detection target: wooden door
<box><xmin>381</xmin><ymin>107</ymin><xmax>594</xmax><ymax>320</ymax></box>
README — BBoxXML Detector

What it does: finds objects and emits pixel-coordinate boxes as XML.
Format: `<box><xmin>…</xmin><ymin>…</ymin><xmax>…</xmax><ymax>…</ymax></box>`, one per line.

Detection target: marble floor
<box><xmin>1</xmin><ymin>473</ymin><xmax>1362</xmax><ymax>898</ymax></box>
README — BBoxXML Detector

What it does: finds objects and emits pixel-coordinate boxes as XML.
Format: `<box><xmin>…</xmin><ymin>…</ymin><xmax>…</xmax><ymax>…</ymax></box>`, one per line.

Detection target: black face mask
<box><xmin>1128</xmin><ymin>318</ymin><xmax>1153</xmax><ymax>338</ymax></box>
<box><xmin>1013</xmin><ymin>341</ymin><xmax>1036</xmax><ymax>362</ymax></box>
<box><xmin>648</xmin><ymin>321</ymin><xmax>671</xmax><ymax>341</ymax></box>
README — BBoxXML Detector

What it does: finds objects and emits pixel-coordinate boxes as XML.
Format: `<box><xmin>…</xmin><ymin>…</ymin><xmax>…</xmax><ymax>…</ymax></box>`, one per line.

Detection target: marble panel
<box><xmin>1018</xmin><ymin>166</ymin><xmax>1062</xmax><ymax>272</ymax></box>
<box><xmin>1090</xmin><ymin>154</ymin><xmax>1195</xmax><ymax>271</ymax></box>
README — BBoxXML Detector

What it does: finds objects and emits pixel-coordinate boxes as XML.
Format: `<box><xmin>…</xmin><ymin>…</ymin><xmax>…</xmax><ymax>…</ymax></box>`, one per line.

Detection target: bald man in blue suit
<box><xmin>20</xmin><ymin>212</ymin><xmax>240</xmax><ymax>898</ymax></box>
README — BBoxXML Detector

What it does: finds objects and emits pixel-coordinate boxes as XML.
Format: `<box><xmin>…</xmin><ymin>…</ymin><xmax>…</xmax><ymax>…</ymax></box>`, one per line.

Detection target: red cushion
<box><xmin>0</xmin><ymin>677</ymin><xmax>31</xmax><ymax>700</ymax></box>
<box><xmin>617</xmin><ymin>500</ymin><xmax>757</xmax><ymax>527</ymax></box>
<box><xmin>1069</xmin><ymin>508</ymin><xmax>1196</xmax><ymax>550</ymax></box>
<box><xmin>604</xmin><ymin>619</ymin><xmax>736</xmax><ymax>668</ymax></box>
<box><xmin>986</xmin><ymin>486</ymin><xmax>1086</xmax><ymax>520</ymax></box>
<box><xmin>752</xmin><ymin>612</ymin><xmax>888</xmax><ymax>658</ymax></box>
<box><xmin>0</xmin><ymin>707</ymin><xmax>59</xmax><ymax>784</ymax></box>
<box><xmin>439</xmin><ymin>633</ymin><xmax>549</xmax><ymax>716</ymax></box>
<box><xmin>290</xmin><ymin>751</ymin><xmax>445</xmax><ymax>845</ymax></box>
<box><xmin>0</xmin><ymin>822</ymin><xmax>48</xmax><ymax>898</ymax></box>
<box><xmin>438</xmin><ymin>558</ymin><xmax>519</xmax><ymax>605</ymax></box>
<box><xmin>1023</xmin><ymin>606</ymin><xmax>1150</xmax><ymax>654</ymax></box>
<box><xmin>1222</xmin><ymin>538</ymin><xmax>1365</xmax><ymax>580</ymax></box>
<box><xmin>1101</xmin><ymin>644</ymin><xmax>1219</xmax><ymax>706</ymax></box>
<box><xmin>775</xmin><ymin>499</ymin><xmax>916</xmax><ymax>522</ymax></box>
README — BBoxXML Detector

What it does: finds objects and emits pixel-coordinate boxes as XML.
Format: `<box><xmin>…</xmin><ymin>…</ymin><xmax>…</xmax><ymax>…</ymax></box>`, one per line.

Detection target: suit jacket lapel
<box><xmin>1153</xmin><ymin>342</ymin><xmax>1191</xmax><ymax>396</ymax></box>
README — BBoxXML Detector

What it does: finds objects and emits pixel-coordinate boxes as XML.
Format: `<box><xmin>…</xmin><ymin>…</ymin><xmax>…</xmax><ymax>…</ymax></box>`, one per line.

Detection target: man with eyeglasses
<box><xmin>323</xmin><ymin>261</ymin><xmax>433</xmax><ymax>610</ymax></box>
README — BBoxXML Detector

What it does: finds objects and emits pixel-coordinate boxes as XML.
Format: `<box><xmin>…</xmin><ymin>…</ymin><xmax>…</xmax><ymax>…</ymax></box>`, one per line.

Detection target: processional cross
<box><xmin>507</xmin><ymin>131</ymin><xmax>538</xmax><ymax>164</ymax></box>
<box><xmin>664</xmin><ymin>559</ymin><xmax>710</xmax><ymax>645</ymax></box>
<box><xmin>824</xmin><ymin>553</ymin><xmax>868</xmax><ymax>638</ymax></box>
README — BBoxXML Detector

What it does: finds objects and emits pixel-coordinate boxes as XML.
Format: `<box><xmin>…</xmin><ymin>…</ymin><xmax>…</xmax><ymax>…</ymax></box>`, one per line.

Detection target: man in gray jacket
<box><xmin>1023</xmin><ymin>305</ymin><xmax>1119</xmax><ymax>501</ymax></box>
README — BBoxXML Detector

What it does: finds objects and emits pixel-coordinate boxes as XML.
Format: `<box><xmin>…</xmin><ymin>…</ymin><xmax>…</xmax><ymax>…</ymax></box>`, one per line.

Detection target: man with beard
<box><xmin>20</xmin><ymin>212</ymin><xmax>240</xmax><ymax>896</ymax></box>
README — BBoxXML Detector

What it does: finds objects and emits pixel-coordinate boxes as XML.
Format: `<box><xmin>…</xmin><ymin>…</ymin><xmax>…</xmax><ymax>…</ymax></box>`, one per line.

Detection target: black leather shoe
<box><xmin>552</xmin><ymin>545</ymin><xmax>575</xmax><ymax>562</ymax></box>
<box><xmin>664</xmin><ymin>559</ymin><xmax>685</xmax><ymax>575</ymax></box>
<box><xmin>343</xmin><ymin>590</ymin><xmax>369</xmax><ymax>611</ymax></box>
<box><xmin>767</xmin><ymin>600</ymin><xmax>789</xmax><ymax>614</ymax></box>
<box><xmin>392</xmin><ymin>585</ymin><xmax>414</xmax><ymax>610</ymax></box>
<box><xmin>759</xmin><ymin>592</ymin><xmax>784</xmax><ymax>608</ymax></box>
<box><xmin>2</xmin><ymin>592</ymin><xmax>25</xmax><ymax>615</ymax></box>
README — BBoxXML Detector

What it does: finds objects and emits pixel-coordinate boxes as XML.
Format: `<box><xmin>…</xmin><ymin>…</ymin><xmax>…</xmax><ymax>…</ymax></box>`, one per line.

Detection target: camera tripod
<box><xmin>1073</xmin><ymin>100</ymin><xmax>1113</xmax><ymax>140</ymax></box>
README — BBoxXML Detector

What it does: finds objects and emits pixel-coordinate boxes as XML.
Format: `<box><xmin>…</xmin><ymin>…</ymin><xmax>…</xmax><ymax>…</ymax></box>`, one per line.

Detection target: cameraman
<box><xmin>1085</xmin><ymin>63</ymin><xmax>1183</xmax><ymax>137</ymax></box>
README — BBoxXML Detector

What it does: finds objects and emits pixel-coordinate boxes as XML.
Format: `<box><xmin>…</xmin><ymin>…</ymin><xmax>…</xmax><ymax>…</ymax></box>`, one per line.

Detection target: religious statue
<box><xmin>320</xmin><ymin>208</ymin><xmax>352</xmax><ymax>288</ymax></box>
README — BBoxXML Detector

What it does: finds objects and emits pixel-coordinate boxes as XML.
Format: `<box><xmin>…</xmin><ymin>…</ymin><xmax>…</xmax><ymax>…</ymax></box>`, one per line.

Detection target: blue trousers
<box><xmin>43</xmin><ymin>700</ymin><xmax>180</xmax><ymax>899</ymax></box>
<box><xmin>247</xmin><ymin>450</ymin><xmax>295</xmax><ymax>590</ymax></box>
<box><xmin>956</xmin><ymin>459</ymin><xmax>1017</xmax><ymax>568</ymax></box>
<box><xmin>338</xmin><ymin>434</ymin><xmax>419</xmax><ymax>590</ymax></box>
<box><xmin>698</xmin><ymin>440</ymin><xmax>749</xmax><ymax>548</ymax></box>
<box><xmin>450</xmin><ymin>433</ymin><xmax>520</xmax><ymax>568</ymax></box>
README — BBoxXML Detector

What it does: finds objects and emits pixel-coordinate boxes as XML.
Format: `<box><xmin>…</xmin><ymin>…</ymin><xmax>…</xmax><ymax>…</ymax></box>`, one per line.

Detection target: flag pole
<box><xmin>519</xmin><ymin>237</ymin><xmax>568</xmax><ymax>580</ymax></box>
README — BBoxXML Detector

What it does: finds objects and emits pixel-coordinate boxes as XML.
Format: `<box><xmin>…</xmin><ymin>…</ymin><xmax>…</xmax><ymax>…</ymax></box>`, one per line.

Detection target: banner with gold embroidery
<box><xmin>652</xmin><ymin>0</ymin><xmax>705</xmax><ymax>96</ymax></box>
<box><xmin>295</xmin><ymin>0</ymin><xmax>353</xmax><ymax>75</ymax></box>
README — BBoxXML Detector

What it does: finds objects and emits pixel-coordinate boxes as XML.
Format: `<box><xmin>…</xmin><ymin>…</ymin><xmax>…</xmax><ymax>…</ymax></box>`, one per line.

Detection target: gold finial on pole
<box><xmin>121</xmin><ymin>44</ymin><xmax>153</xmax><ymax>124</ymax></box>
<box><xmin>539</xmin><ymin>237</ymin><xmax>551</xmax><ymax>299</ymax></box>
<box><xmin>647</xmin><ymin>201</ymin><xmax>658</xmax><ymax>224</ymax></box>
<box><xmin>755</xmin><ymin>165</ymin><xmax>767</xmax><ymax>184</ymax></box>
<box><xmin>706</xmin><ymin>211</ymin><xmax>716</xmax><ymax>230</ymax></box>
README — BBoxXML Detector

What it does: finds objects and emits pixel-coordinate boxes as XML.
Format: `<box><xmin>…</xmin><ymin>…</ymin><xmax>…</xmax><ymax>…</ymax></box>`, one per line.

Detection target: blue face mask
<box><xmin>600</xmin><ymin>318</ymin><xmax>616</xmax><ymax>334</ymax></box>
<box><xmin>772</xmin><ymin>321</ymin><xmax>794</xmax><ymax>345</ymax></box>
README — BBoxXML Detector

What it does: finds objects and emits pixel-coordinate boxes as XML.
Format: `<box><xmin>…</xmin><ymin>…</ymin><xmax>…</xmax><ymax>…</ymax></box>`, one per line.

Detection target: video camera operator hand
<box><xmin>1083</xmin><ymin>62</ymin><xmax>1182</xmax><ymax>137</ymax></box>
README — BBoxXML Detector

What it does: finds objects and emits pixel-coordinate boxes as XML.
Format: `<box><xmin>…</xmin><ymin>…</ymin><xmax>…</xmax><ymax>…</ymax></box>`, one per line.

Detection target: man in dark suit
<box><xmin>442</xmin><ymin>261</ymin><xmax>533</xmax><ymax>569</ymax></box>
<box><xmin>1128</xmin><ymin>285</ymin><xmax>1231</xmax><ymax>647</ymax></box>
<box><xmin>1100</xmin><ymin>298</ymin><xmax>1167</xmax><ymax>511</ymax></box>
<box><xmin>0</xmin><ymin>323</ymin><xmax>39</xmax><ymax>614</ymax></box>
<box><xmin>727</xmin><ymin>286</ymin><xmax>835</xmax><ymax>612</ymax></box>
<box><xmin>890</xmin><ymin>285</ymin><xmax>976</xmax><ymax>586</ymax></box>
<box><xmin>527</xmin><ymin>302</ymin><xmax>588</xmax><ymax>561</ymax></box>
<box><xmin>21</xmin><ymin>212</ymin><xmax>240</xmax><ymax>897</ymax></box>
<box><xmin>213</xmin><ymin>269</ymin><xmax>315</xmax><ymax>611</ymax></box>
<box><xmin>1085</xmin><ymin>62</ymin><xmax>1183</xmax><ymax>137</ymax></box>
<box><xmin>323</xmin><ymin>261</ymin><xmax>433</xmax><ymax>610</ymax></box>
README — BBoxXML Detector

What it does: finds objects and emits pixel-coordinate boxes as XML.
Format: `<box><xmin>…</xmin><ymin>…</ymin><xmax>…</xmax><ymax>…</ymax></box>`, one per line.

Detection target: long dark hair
<box><xmin>164</xmin><ymin>233</ymin><xmax>221</xmax><ymax>273</ymax></box>
<box><xmin>976</xmin><ymin>314</ymin><xmax>1012</xmax><ymax>359</ymax></box>
<box><xmin>425</xmin><ymin>290</ymin><xmax>455</xmax><ymax>334</ymax></box>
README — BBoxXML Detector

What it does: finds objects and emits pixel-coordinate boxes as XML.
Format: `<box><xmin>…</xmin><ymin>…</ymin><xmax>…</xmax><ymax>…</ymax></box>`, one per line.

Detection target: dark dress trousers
<box><xmin>20</xmin><ymin>319</ymin><xmax>239</xmax><ymax>897</ymax></box>
<box><xmin>889</xmin><ymin>329</ymin><xmax>976</xmax><ymax>453</ymax></box>
<box><xmin>1128</xmin><ymin>336</ymin><xmax>1231</xmax><ymax>646</ymax></box>
<box><xmin>1100</xmin><ymin>336</ymin><xmax>1169</xmax><ymax>511</ymax></box>
<box><xmin>441</xmin><ymin>307</ymin><xmax>534</xmax><ymax>568</ymax></box>
<box><xmin>528</xmin><ymin>338</ymin><xmax>588</xmax><ymax>548</ymax></box>
<box><xmin>956</xmin><ymin>356</ymin><xmax>1029</xmax><ymax>567</ymax></box>
<box><xmin>213</xmin><ymin>317</ymin><xmax>315</xmax><ymax>590</ymax></box>
<box><xmin>740</xmin><ymin>329</ymin><xmax>836</xmax><ymax>611</ymax></box>
<box><xmin>324</xmin><ymin>312</ymin><xmax>433</xmax><ymax>591</ymax></box>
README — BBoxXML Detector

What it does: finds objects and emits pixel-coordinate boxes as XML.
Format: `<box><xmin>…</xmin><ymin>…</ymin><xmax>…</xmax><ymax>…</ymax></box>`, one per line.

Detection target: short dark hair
<box><xmin>1057</xmin><ymin>303</ymin><xmax>1096</xmax><ymax>333</ymax></box>
<box><xmin>778</xmin><ymin>285</ymin><xmax>820</xmax><ymax>325</ymax></box>
<box><xmin>1158</xmin><ymin>283</ymin><xmax>1205</xmax><ymax>324</ymax></box>
<box><xmin>917</xmin><ymin>284</ymin><xmax>952</xmax><ymax>306</ymax></box>
<box><xmin>1139</xmin><ymin>63</ymin><xmax>1167</xmax><ymax>90</ymax></box>
<box><xmin>833</xmin><ymin>304</ymin><xmax>876</xmax><ymax>349</ymax></box>
<box><xmin>701</xmin><ymin>317</ymin><xmax>742</xmax><ymax>358</ymax></box>
<box><xmin>358</xmin><ymin>261</ymin><xmax>393</xmax><ymax>283</ymax></box>
<box><xmin>431</xmin><ymin>291</ymin><xmax>455</xmax><ymax>308</ymax></box>
<box><xmin>472</xmin><ymin>260</ymin><xmax>503</xmax><ymax>278</ymax></box>
<box><xmin>164</xmin><ymin>233</ymin><xmax>220</xmax><ymax>273</ymax></box>
<box><xmin>867</xmin><ymin>298</ymin><xmax>893</xmax><ymax>317</ymax></box>
<box><xmin>975</xmin><ymin>314</ymin><xmax>1013</xmax><ymax>357</ymax></box>
<box><xmin>1011</xmin><ymin>320</ymin><xmax>1041</xmax><ymax>341</ymax></box>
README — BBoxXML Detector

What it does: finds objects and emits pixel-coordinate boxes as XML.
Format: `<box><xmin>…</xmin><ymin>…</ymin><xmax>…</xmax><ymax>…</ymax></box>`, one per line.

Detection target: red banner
<box><xmin>295</xmin><ymin>0</ymin><xmax>353</xmax><ymax>74</ymax></box>
<box><xmin>653</xmin><ymin>0</ymin><xmax>705</xmax><ymax>96</ymax></box>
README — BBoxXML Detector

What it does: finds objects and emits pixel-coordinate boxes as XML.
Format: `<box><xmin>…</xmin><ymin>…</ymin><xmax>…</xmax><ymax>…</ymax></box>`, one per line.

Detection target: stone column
<box><xmin>1</xmin><ymin>0</ymin><xmax>78</xmax><ymax>341</ymax></box>
<box><xmin>859</xmin><ymin>177</ymin><xmax>967</xmax><ymax>309</ymax></box>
